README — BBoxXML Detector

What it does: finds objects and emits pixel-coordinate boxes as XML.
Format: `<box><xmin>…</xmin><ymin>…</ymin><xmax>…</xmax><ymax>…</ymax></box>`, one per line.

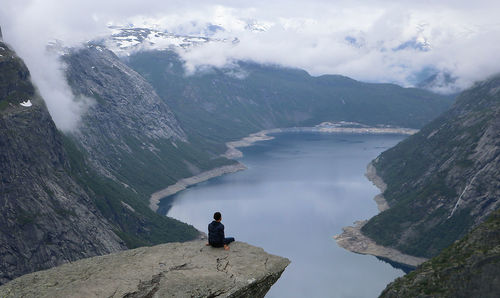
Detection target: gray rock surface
<box><xmin>0</xmin><ymin>41</ymin><xmax>125</xmax><ymax>285</ymax></box>
<box><xmin>62</xmin><ymin>44</ymin><xmax>235</xmax><ymax>197</ymax></box>
<box><xmin>64</xmin><ymin>44</ymin><xmax>186</xmax><ymax>182</ymax></box>
<box><xmin>0</xmin><ymin>241</ymin><xmax>290</xmax><ymax>298</ymax></box>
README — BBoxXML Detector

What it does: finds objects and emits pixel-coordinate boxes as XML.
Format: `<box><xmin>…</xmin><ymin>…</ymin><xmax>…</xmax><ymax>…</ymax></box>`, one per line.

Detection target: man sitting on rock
<box><xmin>207</xmin><ymin>211</ymin><xmax>235</xmax><ymax>250</ymax></box>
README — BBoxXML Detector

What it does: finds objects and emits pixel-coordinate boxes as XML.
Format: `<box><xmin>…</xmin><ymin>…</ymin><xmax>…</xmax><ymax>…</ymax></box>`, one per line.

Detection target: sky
<box><xmin>1</xmin><ymin>0</ymin><xmax>500</xmax><ymax>130</ymax></box>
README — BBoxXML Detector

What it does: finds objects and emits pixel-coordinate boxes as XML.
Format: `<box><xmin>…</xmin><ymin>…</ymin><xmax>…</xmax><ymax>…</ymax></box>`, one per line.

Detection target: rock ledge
<box><xmin>0</xmin><ymin>241</ymin><xmax>290</xmax><ymax>298</ymax></box>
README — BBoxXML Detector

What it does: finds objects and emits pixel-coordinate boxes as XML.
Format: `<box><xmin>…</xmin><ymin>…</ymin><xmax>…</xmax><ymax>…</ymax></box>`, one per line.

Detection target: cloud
<box><xmin>171</xmin><ymin>3</ymin><xmax>500</xmax><ymax>93</ymax></box>
<box><xmin>1</xmin><ymin>0</ymin><xmax>500</xmax><ymax>130</ymax></box>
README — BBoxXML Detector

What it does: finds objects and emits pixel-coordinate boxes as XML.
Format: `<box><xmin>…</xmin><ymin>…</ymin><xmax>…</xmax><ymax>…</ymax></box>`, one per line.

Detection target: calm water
<box><xmin>161</xmin><ymin>132</ymin><xmax>406</xmax><ymax>297</ymax></box>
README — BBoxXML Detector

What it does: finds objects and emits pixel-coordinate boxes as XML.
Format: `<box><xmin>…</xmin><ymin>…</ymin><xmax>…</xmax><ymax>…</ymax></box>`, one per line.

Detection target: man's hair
<box><xmin>214</xmin><ymin>212</ymin><xmax>222</xmax><ymax>221</ymax></box>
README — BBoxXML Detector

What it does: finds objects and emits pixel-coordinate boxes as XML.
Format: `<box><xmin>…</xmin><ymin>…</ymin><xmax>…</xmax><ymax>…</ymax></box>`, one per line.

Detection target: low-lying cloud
<box><xmin>1</xmin><ymin>0</ymin><xmax>500</xmax><ymax>130</ymax></box>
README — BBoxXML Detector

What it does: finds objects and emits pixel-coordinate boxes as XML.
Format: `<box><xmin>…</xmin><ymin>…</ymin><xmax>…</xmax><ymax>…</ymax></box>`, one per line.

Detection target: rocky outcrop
<box><xmin>0</xmin><ymin>41</ymin><xmax>125</xmax><ymax>285</ymax></box>
<box><xmin>0</xmin><ymin>241</ymin><xmax>290</xmax><ymax>298</ymax></box>
<box><xmin>361</xmin><ymin>74</ymin><xmax>500</xmax><ymax>258</ymax></box>
<box><xmin>380</xmin><ymin>209</ymin><xmax>500</xmax><ymax>297</ymax></box>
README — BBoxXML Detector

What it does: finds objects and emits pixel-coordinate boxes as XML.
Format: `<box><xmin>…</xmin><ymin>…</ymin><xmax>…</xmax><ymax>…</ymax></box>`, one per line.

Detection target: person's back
<box><xmin>208</xmin><ymin>220</ymin><xmax>225</xmax><ymax>247</ymax></box>
<box><xmin>207</xmin><ymin>211</ymin><xmax>234</xmax><ymax>250</ymax></box>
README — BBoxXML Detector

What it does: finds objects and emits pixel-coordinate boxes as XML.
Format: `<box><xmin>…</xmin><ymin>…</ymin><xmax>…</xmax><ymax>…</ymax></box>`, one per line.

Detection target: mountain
<box><xmin>64</xmin><ymin>44</ymin><xmax>233</xmax><ymax>195</ymax></box>
<box><xmin>380</xmin><ymin>209</ymin><xmax>500</xmax><ymax>297</ymax></box>
<box><xmin>0</xmin><ymin>39</ymin><xmax>125</xmax><ymax>285</ymax></box>
<box><xmin>0</xmin><ymin>32</ymin><xmax>456</xmax><ymax>285</ymax></box>
<box><xmin>61</xmin><ymin>44</ymin><xmax>225</xmax><ymax>247</ymax></box>
<box><xmin>125</xmin><ymin>50</ymin><xmax>455</xmax><ymax>145</ymax></box>
<box><xmin>361</xmin><ymin>74</ymin><xmax>500</xmax><ymax>258</ymax></box>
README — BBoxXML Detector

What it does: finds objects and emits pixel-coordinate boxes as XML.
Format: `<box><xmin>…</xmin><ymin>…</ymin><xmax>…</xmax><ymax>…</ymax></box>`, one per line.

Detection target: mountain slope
<box><xmin>64</xmin><ymin>45</ymin><xmax>233</xmax><ymax>196</ymax></box>
<box><xmin>361</xmin><ymin>74</ymin><xmax>500</xmax><ymax>258</ymax></box>
<box><xmin>380</xmin><ymin>209</ymin><xmax>500</xmax><ymax>297</ymax></box>
<box><xmin>125</xmin><ymin>50</ymin><xmax>454</xmax><ymax>146</ymax></box>
<box><xmin>60</xmin><ymin>45</ymin><xmax>222</xmax><ymax>247</ymax></box>
<box><xmin>0</xmin><ymin>40</ymin><xmax>125</xmax><ymax>285</ymax></box>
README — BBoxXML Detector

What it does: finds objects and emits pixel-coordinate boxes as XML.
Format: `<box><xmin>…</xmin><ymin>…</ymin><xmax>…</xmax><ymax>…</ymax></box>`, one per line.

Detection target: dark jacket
<box><xmin>208</xmin><ymin>220</ymin><xmax>225</xmax><ymax>247</ymax></box>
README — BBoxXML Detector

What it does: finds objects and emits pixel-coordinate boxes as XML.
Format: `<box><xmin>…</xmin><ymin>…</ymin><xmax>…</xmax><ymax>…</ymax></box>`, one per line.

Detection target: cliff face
<box><xmin>0</xmin><ymin>41</ymin><xmax>125</xmax><ymax>285</ymax></box>
<box><xmin>361</xmin><ymin>74</ymin><xmax>500</xmax><ymax>258</ymax></box>
<box><xmin>63</xmin><ymin>45</ymin><xmax>235</xmax><ymax>195</ymax></box>
<box><xmin>0</xmin><ymin>241</ymin><xmax>290</xmax><ymax>298</ymax></box>
<box><xmin>380</xmin><ymin>209</ymin><xmax>500</xmax><ymax>297</ymax></box>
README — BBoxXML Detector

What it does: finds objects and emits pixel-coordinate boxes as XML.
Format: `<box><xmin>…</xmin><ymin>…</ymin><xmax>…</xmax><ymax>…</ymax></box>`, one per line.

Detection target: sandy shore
<box><xmin>334</xmin><ymin>220</ymin><xmax>427</xmax><ymax>268</ymax></box>
<box><xmin>334</xmin><ymin>162</ymin><xmax>428</xmax><ymax>268</ymax></box>
<box><xmin>365</xmin><ymin>162</ymin><xmax>390</xmax><ymax>212</ymax></box>
<box><xmin>223</xmin><ymin>129</ymin><xmax>282</xmax><ymax>159</ymax></box>
<box><xmin>149</xmin><ymin>164</ymin><xmax>247</xmax><ymax>211</ymax></box>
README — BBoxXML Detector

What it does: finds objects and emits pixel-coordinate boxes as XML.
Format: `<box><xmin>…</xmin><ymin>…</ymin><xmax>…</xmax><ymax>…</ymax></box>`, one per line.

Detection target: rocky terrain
<box><xmin>0</xmin><ymin>40</ymin><xmax>126</xmax><ymax>284</ymax></box>
<box><xmin>380</xmin><ymin>209</ymin><xmax>500</xmax><ymax>297</ymax></box>
<box><xmin>361</xmin><ymin>74</ymin><xmax>500</xmax><ymax>258</ymax></box>
<box><xmin>0</xmin><ymin>241</ymin><xmax>290</xmax><ymax>298</ymax></box>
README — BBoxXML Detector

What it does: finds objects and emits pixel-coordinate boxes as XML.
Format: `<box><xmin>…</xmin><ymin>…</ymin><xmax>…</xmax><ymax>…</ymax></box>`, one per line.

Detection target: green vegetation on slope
<box><xmin>125</xmin><ymin>50</ymin><xmax>454</xmax><ymax>145</ymax></box>
<box><xmin>83</xmin><ymin>132</ymin><xmax>235</xmax><ymax>197</ymax></box>
<box><xmin>380</xmin><ymin>209</ymin><xmax>500</xmax><ymax>297</ymax></box>
<box><xmin>62</xmin><ymin>135</ymin><xmax>200</xmax><ymax>248</ymax></box>
<box><xmin>362</xmin><ymin>75</ymin><xmax>500</xmax><ymax>258</ymax></box>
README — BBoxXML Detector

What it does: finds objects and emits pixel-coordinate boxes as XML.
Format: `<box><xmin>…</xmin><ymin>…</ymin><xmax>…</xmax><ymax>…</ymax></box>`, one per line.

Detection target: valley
<box><xmin>0</xmin><ymin>10</ymin><xmax>499</xmax><ymax>295</ymax></box>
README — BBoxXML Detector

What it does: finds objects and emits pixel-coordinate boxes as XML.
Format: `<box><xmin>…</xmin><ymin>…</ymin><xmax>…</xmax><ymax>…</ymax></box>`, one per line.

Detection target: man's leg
<box><xmin>224</xmin><ymin>237</ymin><xmax>235</xmax><ymax>245</ymax></box>
<box><xmin>223</xmin><ymin>237</ymin><xmax>235</xmax><ymax>250</ymax></box>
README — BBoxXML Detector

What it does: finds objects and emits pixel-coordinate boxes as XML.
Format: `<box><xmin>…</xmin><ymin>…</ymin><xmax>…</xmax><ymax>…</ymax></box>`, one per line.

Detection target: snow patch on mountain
<box><xmin>102</xmin><ymin>27</ymin><xmax>226</xmax><ymax>56</ymax></box>
<box><xmin>19</xmin><ymin>100</ymin><xmax>32</xmax><ymax>107</ymax></box>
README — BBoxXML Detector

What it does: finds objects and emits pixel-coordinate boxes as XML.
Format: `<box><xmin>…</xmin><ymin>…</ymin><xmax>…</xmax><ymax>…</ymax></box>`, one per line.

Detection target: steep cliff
<box><xmin>0</xmin><ymin>241</ymin><xmax>291</xmax><ymax>298</ymax></box>
<box><xmin>0</xmin><ymin>40</ymin><xmax>125</xmax><ymax>285</ymax></box>
<box><xmin>361</xmin><ymin>74</ymin><xmax>500</xmax><ymax>258</ymax></box>
<box><xmin>380</xmin><ymin>209</ymin><xmax>500</xmax><ymax>297</ymax></box>
<box><xmin>63</xmin><ymin>45</ymin><xmax>234</xmax><ymax>196</ymax></box>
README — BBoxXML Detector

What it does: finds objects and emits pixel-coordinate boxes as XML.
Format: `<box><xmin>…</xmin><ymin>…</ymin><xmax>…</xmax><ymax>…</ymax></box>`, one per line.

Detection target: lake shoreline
<box><xmin>334</xmin><ymin>161</ymin><xmax>428</xmax><ymax>268</ymax></box>
<box><xmin>150</xmin><ymin>122</ymin><xmax>418</xmax><ymax>213</ymax></box>
<box><xmin>149</xmin><ymin>163</ymin><xmax>247</xmax><ymax>212</ymax></box>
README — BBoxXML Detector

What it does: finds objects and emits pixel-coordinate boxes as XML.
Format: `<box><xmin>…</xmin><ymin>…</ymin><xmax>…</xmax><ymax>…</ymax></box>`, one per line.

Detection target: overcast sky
<box><xmin>1</xmin><ymin>0</ymin><xmax>500</xmax><ymax>130</ymax></box>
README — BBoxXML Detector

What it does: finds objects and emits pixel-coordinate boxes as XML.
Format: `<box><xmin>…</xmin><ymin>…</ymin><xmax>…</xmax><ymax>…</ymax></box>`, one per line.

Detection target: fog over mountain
<box><xmin>1</xmin><ymin>0</ymin><xmax>499</xmax><ymax>130</ymax></box>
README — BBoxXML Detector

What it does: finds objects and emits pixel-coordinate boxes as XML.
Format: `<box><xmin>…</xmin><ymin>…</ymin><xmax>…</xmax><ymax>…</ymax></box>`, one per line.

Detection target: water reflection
<box><xmin>160</xmin><ymin>133</ymin><xmax>406</xmax><ymax>297</ymax></box>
